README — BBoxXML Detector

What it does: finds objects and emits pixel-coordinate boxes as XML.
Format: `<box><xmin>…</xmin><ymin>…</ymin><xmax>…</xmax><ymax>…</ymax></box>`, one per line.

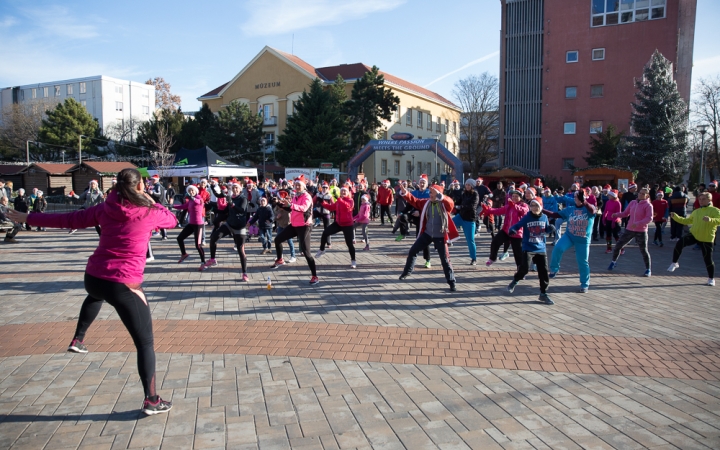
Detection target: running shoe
<box><xmin>205</xmin><ymin>258</ymin><xmax>218</xmax><ymax>268</ymax></box>
<box><xmin>242</xmin><ymin>273</ymin><xmax>249</xmax><ymax>282</ymax></box>
<box><xmin>4</xmin><ymin>238</ymin><xmax>17</xmax><ymax>243</ymax></box>
<box><xmin>659</xmin><ymin>242</ymin><xmax>664</xmax><ymax>247</ymax></box>
<box><xmin>507</xmin><ymin>280</ymin><xmax>518</xmax><ymax>293</ymax></box>
<box><xmin>152</xmin><ymin>231</ymin><xmax>159</xmax><ymax>237</ymax></box>
<box><xmin>620</xmin><ymin>249</ymin><xmax>625</xmax><ymax>255</ymax></box>
<box><xmin>287</xmin><ymin>256</ymin><xmax>297</xmax><ymax>263</ymax></box>
<box><xmin>608</xmin><ymin>261</ymin><xmax>617</xmax><ymax>270</ymax></box>
<box><xmin>141</xmin><ymin>397</ymin><xmax>172</xmax><ymax>416</ymax></box>
<box><xmin>486</xmin><ymin>259</ymin><xmax>494</xmax><ymax>267</ymax></box>
<box><xmin>233</xmin><ymin>246</ymin><xmax>237</xmax><ymax>251</ymax></box>
<box><xmin>449</xmin><ymin>283</ymin><xmax>457</xmax><ymax>292</ymax></box>
<box><xmin>424</xmin><ymin>260</ymin><xmax>431</xmax><ymax>269</ymax></box>
<box><xmin>363</xmin><ymin>245</ymin><xmax>370</xmax><ymax>251</ymax></box>
<box><xmin>178</xmin><ymin>254</ymin><xmax>189</xmax><ymax>264</ymax></box>
<box><xmin>68</xmin><ymin>229</ymin><xmax>77</xmax><ymax>234</ymax></box>
<box><xmin>644</xmin><ymin>269</ymin><xmax>651</xmax><ymax>277</ymax></box>
<box><xmin>605</xmin><ymin>248</ymin><xmax>612</xmax><ymax>254</ymax></box>
<box><xmin>309</xmin><ymin>276</ymin><xmax>319</xmax><ymax>285</ymax></box>
<box><xmin>395</xmin><ymin>234</ymin><xmax>405</xmax><ymax>241</ymax></box>
<box><xmin>470</xmin><ymin>259</ymin><xmax>477</xmax><ymax>266</ymax></box>
<box><xmin>707</xmin><ymin>278</ymin><xmax>715</xmax><ymax>286</ymax></box>
<box><xmin>146</xmin><ymin>257</ymin><xmax>155</xmax><ymax>262</ymax></box>
<box><xmin>67</xmin><ymin>339</ymin><xmax>88</xmax><ymax>354</ymax></box>
<box><xmin>162</xmin><ymin>237</ymin><xmax>168</xmax><ymax>241</ymax></box>
<box><xmin>653</xmin><ymin>240</ymin><xmax>658</xmax><ymax>246</ymax></box>
<box><xmin>326</xmin><ymin>244</ymin><xmax>332</xmax><ymax>249</ymax></box>
<box><xmin>351</xmin><ymin>260</ymin><xmax>357</xmax><ymax>269</ymax></box>
<box><xmin>198</xmin><ymin>263</ymin><xmax>207</xmax><ymax>272</ymax></box>
<box><xmin>579</xmin><ymin>287</ymin><xmax>589</xmax><ymax>293</ymax></box>
<box><xmin>399</xmin><ymin>272</ymin><xmax>409</xmax><ymax>280</ymax></box>
<box><xmin>499</xmin><ymin>252</ymin><xmax>509</xmax><ymax>261</ymax></box>
<box><xmin>549</xmin><ymin>271</ymin><xmax>558</xmax><ymax>279</ymax></box>
<box><xmin>539</xmin><ymin>293</ymin><xmax>554</xmax><ymax>305</ymax></box>
<box><xmin>667</xmin><ymin>262</ymin><xmax>679</xmax><ymax>272</ymax></box>
<box><xmin>271</xmin><ymin>259</ymin><xmax>285</xmax><ymax>269</ymax></box>
<box><xmin>315</xmin><ymin>250</ymin><xmax>325</xmax><ymax>258</ymax></box>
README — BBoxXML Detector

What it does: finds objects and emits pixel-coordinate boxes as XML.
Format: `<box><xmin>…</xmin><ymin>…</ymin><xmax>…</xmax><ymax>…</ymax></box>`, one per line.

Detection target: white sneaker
<box><xmin>351</xmin><ymin>260</ymin><xmax>357</xmax><ymax>269</ymax></box>
<box><xmin>667</xmin><ymin>262</ymin><xmax>679</xmax><ymax>272</ymax></box>
<box><xmin>146</xmin><ymin>257</ymin><xmax>155</xmax><ymax>262</ymax></box>
<box><xmin>287</xmin><ymin>257</ymin><xmax>297</xmax><ymax>263</ymax></box>
<box><xmin>315</xmin><ymin>250</ymin><xmax>325</xmax><ymax>258</ymax></box>
<box><xmin>707</xmin><ymin>278</ymin><xmax>715</xmax><ymax>286</ymax></box>
<box><xmin>499</xmin><ymin>252</ymin><xmax>509</xmax><ymax>261</ymax></box>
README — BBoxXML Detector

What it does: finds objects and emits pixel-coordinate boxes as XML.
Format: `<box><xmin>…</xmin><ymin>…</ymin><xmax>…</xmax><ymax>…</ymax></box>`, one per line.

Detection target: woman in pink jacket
<box><xmin>354</xmin><ymin>194</ymin><xmax>371</xmax><ymax>251</ymax></box>
<box><xmin>271</xmin><ymin>176</ymin><xmax>319</xmax><ymax>285</ymax></box>
<box><xmin>173</xmin><ymin>185</ymin><xmax>207</xmax><ymax>270</ymax></box>
<box><xmin>8</xmin><ymin>168</ymin><xmax>177</xmax><ymax>416</ymax></box>
<box><xmin>602</xmin><ymin>189</ymin><xmax>622</xmax><ymax>253</ymax></box>
<box><xmin>315</xmin><ymin>186</ymin><xmax>357</xmax><ymax>268</ymax></box>
<box><xmin>482</xmin><ymin>188</ymin><xmax>529</xmax><ymax>268</ymax></box>
<box><xmin>608</xmin><ymin>187</ymin><xmax>654</xmax><ymax>276</ymax></box>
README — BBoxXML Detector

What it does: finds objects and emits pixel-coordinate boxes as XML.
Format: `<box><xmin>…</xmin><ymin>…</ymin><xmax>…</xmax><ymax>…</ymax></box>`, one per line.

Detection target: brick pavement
<box><xmin>1</xmin><ymin>223</ymin><xmax>719</xmax><ymax>448</ymax></box>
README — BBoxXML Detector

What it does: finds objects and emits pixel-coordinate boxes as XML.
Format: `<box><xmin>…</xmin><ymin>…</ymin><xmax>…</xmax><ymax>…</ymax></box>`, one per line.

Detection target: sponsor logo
<box><xmin>215</xmin><ymin>160</ymin><xmax>227</xmax><ymax>165</ymax></box>
<box><xmin>391</xmin><ymin>132</ymin><xmax>414</xmax><ymax>140</ymax></box>
<box><xmin>175</xmin><ymin>158</ymin><xmax>189</xmax><ymax>166</ymax></box>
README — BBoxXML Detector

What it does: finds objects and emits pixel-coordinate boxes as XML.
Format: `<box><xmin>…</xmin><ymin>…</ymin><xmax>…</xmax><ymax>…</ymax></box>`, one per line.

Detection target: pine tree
<box><xmin>344</xmin><ymin>66</ymin><xmax>399</xmax><ymax>151</ymax></box>
<box><xmin>179</xmin><ymin>103</ymin><xmax>221</xmax><ymax>149</ymax></box>
<box><xmin>215</xmin><ymin>100</ymin><xmax>264</xmax><ymax>162</ymax></box>
<box><xmin>618</xmin><ymin>50</ymin><xmax>689</xmax><ymax>183</ymax></box>
<box><xmin>584</xmin><ymin>124</ymin><xmax>623</xmax><ymax>166</ymax></box>
<box><xmin>276</xmin><ymin>78</ymin><xmax>347</xmax><ymax>167</ymax></box>
<box><xmin>38</xmin><ymin>98</ymin><xmax>98</xmax><ymax>161</ymax></box>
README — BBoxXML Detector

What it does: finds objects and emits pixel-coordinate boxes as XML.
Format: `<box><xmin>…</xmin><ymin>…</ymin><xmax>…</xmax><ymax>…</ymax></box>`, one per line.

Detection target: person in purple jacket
<box><xmin>8</xmin><ymin>168</ymin><xmax>177</xmax><ymax>416</ymax></box>
<box><xmin>607</xmin><ymin>187</ymin><xmax>654</xmax><ymax>276</ymax></box>
<box><xmin>173</xmin><ymin>185</ymin><xmax>207</xmax><ymax>271</ymax></box>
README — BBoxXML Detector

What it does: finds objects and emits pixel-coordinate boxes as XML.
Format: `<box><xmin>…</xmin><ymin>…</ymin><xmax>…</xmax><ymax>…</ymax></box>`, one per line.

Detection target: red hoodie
<box><xmin>323</xmin><ymin>196</ymin><xmax>354</xmax><ymax>226</ymax></box>
<box><xmin>377</xmin><ymin>186</ymin><xmax>393</xmax><ymax>206</ymax></box>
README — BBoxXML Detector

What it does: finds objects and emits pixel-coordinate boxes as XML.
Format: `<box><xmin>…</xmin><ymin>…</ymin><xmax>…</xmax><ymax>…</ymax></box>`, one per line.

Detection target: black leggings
<box><xmin>76</xmin><ymin>273</ymin><xmax>156</xmax><ymax>398</ymax></box>
<box><xmin>604</xmin><ymin>219</ymin><xmax>620</xmax><ymax>243</ymax></box>
<box><xmin>514</xmin><ymin>252</ymin><xmax>549</xmax><ymax>293</ymax></box>
<box><xmin>209</xmin><ymin>224</ymin><xmax>247</xmax><ymax>273</ymax></box>
<box><xmin>177</xmin><ymin>224</ymin><xmax>205</xmax><ymax>262</ymax></box>
<box><xmin>275</xmin><ymin>225</ymin><xmax>317</xmax><ymax>276</ymax></box>
<box><xmin>320</xmin><ymin>222</ymin><xmax>356</xmax><ymax>260</ymax></box>
<box><xmin>489</xmin><ymin>230</ymin><xmax>522</xmax><ymax>267</ymax></box>
<box><xmin>654</xmin><ymin>221</ymin><xmax>664</xmax><ymax>242</ymax></box>
<box><xmin>673</xmin><ymin>234</ymin><xmax>715</xmax><ymax>278</ymax></box>
<box><xmin>379</xmin><ymin>205</ymin><xmax>393</xmax><ymax>224</ymax></box>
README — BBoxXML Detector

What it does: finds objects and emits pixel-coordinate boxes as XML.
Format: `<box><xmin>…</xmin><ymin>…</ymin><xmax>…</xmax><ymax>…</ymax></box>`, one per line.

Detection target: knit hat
<box><xmin>382</xmin><ymin>179</ymin><xmax>390</xmax><ymax>186</ymax></box>
<box><xmin>476</xmin><ymin>177</ymin><xmax>483</xmax><ymax>183</ymax></box>
<box><xmin>603</xmin><ymin>184</ymin><xmax>611</xmax><ymax>191</ymax></box>
<box><xmin>529</xmin><ymin>197</ymin><xmax>543</xmax><ymax>208</ymax></box>
<box><xmin>294</xmin><ymin>175</ymin><xmax>307</xmax><ymax>190</ymax></box>
<box><xmin>419</xmin><ymin>174</ymin><xmax>428</xmax><ymax>183</ymax></box>
<box><xmin>526</xmin><ymin>187</ymin><xmax>536</xmax><ymax>197</ymax></box>
<box><xmin>465</xmin><ymin>178</ymin><xmax>477</xmax><ymax>187</ymax></box>
<box><xmin>430</xmin><ymin>184</ymin><xmax>444</xmax><ymax>195</ymax></box>
<box><xmin>656</xmin><ymin>191</ymin><xmax>664</xmax><ymax>198</ymax></box>
<box><xmin>543</xmin><ymin>187</ymin><xmax>551</xmax><ymax>194</ymax></box>
<box><xmin>608</xmin><ymin>189</ymin><xmax>618</xmax><ymax>198</ymax></box>
<box><xmin>519</xmin><ymin>182</ymin><xmax>528</xmax><ymax>190</ymax></box>
<box><xmin>321</xmin><ymin>181</ymin><xmax>329</xmax><ymax>187</ymax></box>
<box><xmin>628</xmin><ymin>182</ymin><xmax>637</xmax><ymax>190</ymax></box>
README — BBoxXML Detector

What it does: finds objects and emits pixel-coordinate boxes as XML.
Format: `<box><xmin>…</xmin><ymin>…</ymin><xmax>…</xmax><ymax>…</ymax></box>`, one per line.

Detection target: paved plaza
<box><xmin>1</xmin><ymin>222</ymin><xmax>719</xmax><ymax>449</ymax></box>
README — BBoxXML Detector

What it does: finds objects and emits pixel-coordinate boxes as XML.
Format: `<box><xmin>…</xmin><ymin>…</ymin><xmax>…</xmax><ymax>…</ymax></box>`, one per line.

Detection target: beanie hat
<box><xmin>465</xmin><ymin>178</ymin><xmax>477</xmax><ymax>187</ymax></box>
<box><xmin>519</xmin><ymin>182</ymin><xmax>528</xmax><ymax>190</ymax></box>
<box><xmin>543</xmin><ymin>186</ymin><xmax>551</xmax><ymax>194</ymax></box>
<box><xmin>430</xmin><ymin>184</ymin><xmax>444</xmax><ymax>195</ymax></box>
<box><xmin>628</xmin><ymin>182</ymin><xmax>637</xmax><ymax>190</ymax></box>
<box><xmin>151</xmin><ymin>174</ymin><xmax>159</xmax><ymax>180</ymax></box>
<box><xmin>294</xmin><ymin>175</ymin><xmax>307</xmax><ymax>190</ymax></box>
<box><xmin>526</xmin><ymin>187</ymin><xmax>536</xmax><ymax>197</ymax></box>
<box><xmin>656</xmin><ymin>191</ymin><xmax>664</xmax><ymax>198</ymax></box>
<box><xmin>419</xmin><ymin>174</ymin><xmax>428</xmax><ymax>183</ymax></box>
<box><xmin>530</xmin><ymin>197</ymin><xmax>543</xmax><ymax>208</ymax></box>
<box><xmin>608</xmin><ymin>189</ymin><xmax>618</xmax><ymax>198</ymax></box>
<box><xmin>603</xmin><ymin>184</ymin><xmax>611</xmax><ymax>191</ymax></box>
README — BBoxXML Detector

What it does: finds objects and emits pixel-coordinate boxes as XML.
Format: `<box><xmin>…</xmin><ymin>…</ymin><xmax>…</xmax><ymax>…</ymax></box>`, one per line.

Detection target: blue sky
<box><xmin>0</xmin><ymin>0</ymin><xmax>718</xmax><ymax>112</ymax></box>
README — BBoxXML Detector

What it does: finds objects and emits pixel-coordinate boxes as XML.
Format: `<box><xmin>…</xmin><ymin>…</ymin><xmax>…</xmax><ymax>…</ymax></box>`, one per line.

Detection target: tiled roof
<box><xmin>32</xmin><ymin>163</ymin><xmax>76</xmax><ymax>174</ymax></box>
<box><xmin>0</xmin><ymin>164</ymin><xmax>28</xmax><ymax>175</ymax></box>
<box><xmin>273</xmin><ymin>48</ymin><xmax>318</xmax><ymax>78</ymax></box>
<box><xmin>80</xmin><ymin>161</ymin><xmax>137</xmax><ymax>173</ymax></box>
<box><xmin>199</xmin><ymin>82</ymin><xmax>228</xmax><ymax>99</ymax></box>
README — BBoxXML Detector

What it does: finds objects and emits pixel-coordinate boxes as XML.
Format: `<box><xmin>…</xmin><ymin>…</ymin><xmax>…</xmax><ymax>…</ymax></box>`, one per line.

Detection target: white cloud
<box><xmin>424</xmin><ymin>51</ymin><xmax>500</xmax><ymax>87</ymax></box>
<box><xmin>241</xmin><ymin>0</ymin><xmax>405</xmax><ymax>36</ymax></box>
<box><xmin>20</xmin><ymin>5</ymin><xmax>99</xmax><ymax>40</ymax></box>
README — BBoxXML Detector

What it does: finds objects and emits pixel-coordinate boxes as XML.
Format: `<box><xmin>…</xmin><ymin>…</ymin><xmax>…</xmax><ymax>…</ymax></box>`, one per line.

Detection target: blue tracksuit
<box><xmin>510</xmin><ymin>212</ymin><xmax>552</xmax><ymax>253</ymax></box>
<box><xmin>412</xmin><ymin>188</ymin><xmax>430</xmax><ymax>199</ymax></box>
<box><xmin>543</xmin><ymin>195</ymin><xmax>559</xmax><ymax>214</ymax></box>
<box><xmin>549</xmin><ymin>203</ymin><xmax>595</xmax><ymax>289</ymax></box>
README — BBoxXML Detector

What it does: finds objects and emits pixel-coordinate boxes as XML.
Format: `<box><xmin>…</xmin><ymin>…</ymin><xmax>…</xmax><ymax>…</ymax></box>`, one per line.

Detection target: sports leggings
<box><xmin>209</xmin><ymin>224</ymin><xmax>247</xmax><ymax>273</ymax></box>
<box><xmin>355</xmin><ymin>223</ymin><xmax>369</xmax><ymax>245</ymax></box>
<box><xmin>320</xmin><ymin>222</ymin><xmax>356</xmax><ymax>260</ymax></box>
<box><xmin>673</xmin><ymin>234</ymin><xmax>715</xmax><ymax>278</ymax></box>
<box><xmin>75</xmin><ymin>273</ymin><xmax>156</xmax><ymax>398</ymax></box>
<box><xmin>489</xmin><ymin>230</ymin><xmax>522</xmax><ymax>267</ymax></box>
<box><xmin>177</xmin><ymin>224</ymin><xmax>205</xmax><ymax>262</ymax></box>
<box><xmin>275</xmin><ymin>225</ymin><xmax>317</xmax><ymax>276</ymax></box>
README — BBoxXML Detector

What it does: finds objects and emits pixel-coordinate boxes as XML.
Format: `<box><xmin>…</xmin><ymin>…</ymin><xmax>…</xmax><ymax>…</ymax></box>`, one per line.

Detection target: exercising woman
<box><xmin>174</xmin><ymin>185</ymin><xmax>206</xmax><ymax>271</ymax></box>
<box><xmin>8</xmin><ymin>168</ymin><xmax>177</xmax><ymax>415</ymax></box>
<box><xmin>204</xmin><ymin>183</ymin><xmax>251</xmax><ymax>281</ymax></box>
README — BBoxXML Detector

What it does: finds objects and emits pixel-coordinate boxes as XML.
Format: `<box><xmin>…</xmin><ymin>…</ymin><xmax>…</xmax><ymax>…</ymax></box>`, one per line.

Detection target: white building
<box><xmin>0</xmin><ymin>75</ymin><xmax>156</xmax><ymax>133</ymax></box>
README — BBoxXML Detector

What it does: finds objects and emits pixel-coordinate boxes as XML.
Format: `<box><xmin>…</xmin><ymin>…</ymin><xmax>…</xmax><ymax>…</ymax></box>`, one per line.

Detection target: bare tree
<box><xmin>693</xmin><ymin>75</ymin><xmax>720</xmax><ymax>180</ymax></box>
<box><xmin>145</xmin><ymin>77</ymin><xmax>182</xmax><ymax>111</ymax></box>
<box><xmin>0</xmin><ymin>100</ymin><xmax>58</xmax><ymax>160</ymax></box>
<box><xmin>453</xmin><ymin>73</ymin><xmax>499</xmax><ymax>177</ymax></box>
<box><xmin>149</xmin><ymin>123</ymin><xmax>176</xmax><ymax>178</ymax></box>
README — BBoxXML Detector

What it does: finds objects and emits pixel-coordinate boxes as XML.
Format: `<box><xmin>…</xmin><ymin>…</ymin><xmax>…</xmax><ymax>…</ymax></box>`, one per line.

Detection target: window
<box><xmin>43</xmin><ymin>87</ymin><xmax>49</xmax><ymax>98</ymax></box>
<box><xmin>263</xmin><ymin>104</ymin><xmax>273</xmax><ymax>119</ymax></box>
<box><xmin>592</xmin><ymin>0</ymin><xmax>665</xmax><ymax>27</ymax></box>
<box><xmin>436</xmin><ymin>163</ymin><xmax>441</xmax><ymax>176</ymax></box>
<box><xmin>264</xmin><ymin>133</ymin><xmax>274</xmax><ymax>145</ymax></box>
<box><xmin>115</xmin><ymin>101</ymin><xmax>123</xmax><ymax>112</ymax></box>
<box><xmin>592</xmin><ymin>48</ymin><xmax>605</xmax><ymax>60</ymax></box>
<box><xmin>406</xmin><ymin>161</ymin><xmax>412</xmax><ymax>176</ymax></box>
<box><xmin>564</xmin><ymin>122</ymin><xmax>576</xmax><ymax>134</ymax></box>
<box><xmin>590</xmin><ymin>121</ymin><xmax>603</xmax><ymax>134</ymax></box>
<box><xmin>54</xmin><ymin>86</ymin><xmax>60</xmax><ymax>96</ymax></box>
<box><xmin>379</xmin><ymin>159</ymin><xmax>387</xmax><ymax>175</ymax></box>
<box><xmin>19</xmin><ymin>90</ymin><xmax>24</xmax><ymax>100</ymax></box>
<box><xmin>394</xmin><ymin>160</ymin><xmax>400</xmax><ymax>176</ymax></box>
<box><xmin>31</xmin><ymin>88</ymin><xmax>36</xmax><ymax>99</ymax></box>
<box><xmin>406</xmin><ymin>108</ymin><xmax>412</xmax><ymax>125</ymax></box>
<box><xmin>425</xmin><ymin>163</ymin><xmax>431</xmax><ymax>175</ymax></box>
<box><xmin>566</xmin><ymin>51</ymin><xmax>579</xmax><ymax>63</ymax></box>
<box><xmin>67</xmin><ymin>84</ymin><xmax>73</xmax><ymax>95</ymax></box>
<box><xmin>115</xmin><ymin>85</ymin><xmax>123</xmax><ymax>94</ymax></box>
<box><xmin>452</xmin><ymin>121</ymin><xmax>457</xmax><ymax>134</ymax></box>
<box><xmin>142</xmin><ymin>91</ymin><xmax>149</xmax><ymax>99</ymax></box>
<box><xmin>436</xmin><ymin>117</ymin><xmax>441</xmax><ymax>132</ymax></box>
<box><xmin>563</xmin><ymin>158</ymin><xmax>575</xmax><ymax>170</ymax></box>
<box><xmin>394</xmin><ymin>107</ymin><xmax>400</xmax><ymax>123</ymax></box>
<box><xmin>142</xmin><ymin>106</ymin><xmax>149</xmax><ymax>114</ymax></box>
<box><xmin>427</xmin><ymin>114</ymin><xmax>432</xmax><ymax>130</ymax></box>
<box><xmin>81</xmin><ymin>100</ymin><xmax>87</xmax><ymax>108</ymax></box>
<box><xmin>565</xmin><ymin>86</ymin><xmax>577</xmax><ymax>98</ymax></box>
<box><xmin>591</xmin><ymin>85</ymin><xmax>604</xmax><ymax>97</ymax></box>
<box><xmin>79</xmin><ymin>82</ymin><xmax>86</xmax><ymax>94</ymax></box>
<box><xmin>417</xmin><ymin>111</ymin><xmax>423</xmax><ymax>128</ymax></box>
<box><xmin>417</xmin><ymin>162</ymin><xmax>423</xmax><ymax>175</ymax></box>
<box><xmin>445</xmin><ymin>119</ymin><xmax>449</xmax><ymax>133</ymax></box>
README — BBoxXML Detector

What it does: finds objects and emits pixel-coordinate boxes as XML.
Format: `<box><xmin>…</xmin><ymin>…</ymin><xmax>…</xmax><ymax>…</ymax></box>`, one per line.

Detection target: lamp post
<box><xmin>431</xmin><ymin>134</ymin><xmax>440</xmax><ymax>183</ymax></box>
<box><xmin>26</xmin><ymin>141</ymin><xmax>31</xmax><ymax>166</ymax></box>
<box><xmin>411</xmin><ymin>154</ymin><xmax>415</xmax><ymax>180</ymax></box>
<box><xmin>698</xmin><ymin>124</ymin><xmax>709</xmax><ymax>186</ymax></box>
<box><xmin>61</xmin><ymin>151</ymin><xmax>65</xmax><ymax>164</ymax></box>
<box><xmin>78</xmin><ymin>135</ymin><xmax>87</xmax><ymax>165</ymax></box>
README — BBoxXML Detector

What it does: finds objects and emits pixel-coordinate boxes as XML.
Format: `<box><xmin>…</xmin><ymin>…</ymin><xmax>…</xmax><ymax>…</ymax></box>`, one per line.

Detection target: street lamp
<box><xmin>61</xmin><ymin>151</ymin><xmax>65</xmax><ymax>164</ymax></box>
<box><xmin>431</xmin><ymin>134</ymin><xmax>440</xmax><ymax>182</ymax></box>
<box><xmin>78</xmin><ymin>135</ymin><xmax>88</xmax><ymax>165</ymax></box>
<box><xmin>698</xmin><ymin>124</ymin><xmax>709</xmax><ymax>186</ymax></box>
<box><xmin>411</xmin><ymin>154</ymin><xmax>415</xmax><ymax>180</ymax></box>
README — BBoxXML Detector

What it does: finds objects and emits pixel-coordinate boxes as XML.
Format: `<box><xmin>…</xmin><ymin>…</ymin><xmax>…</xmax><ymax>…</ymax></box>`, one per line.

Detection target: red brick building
<box><xmin>498</xmin><ymin>0</ymin><xmax>696</xmax><ymax>185</ymax></box>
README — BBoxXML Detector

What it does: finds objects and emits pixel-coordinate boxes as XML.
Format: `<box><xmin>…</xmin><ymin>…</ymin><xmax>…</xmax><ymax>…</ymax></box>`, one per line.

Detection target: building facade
<box><xmin>0</xmin><ymin>75</ymin><xmax>156</xmax><ymax>135</ymax></box>
<box><xmin>499</xmin><ymin>0</ymin><xmax>696</xmax><ymax>184</ymax></box>
<box><xmin>198</xmin><ymin>46</ymin><xmax>462</xmax><ymax>183</ymax></box>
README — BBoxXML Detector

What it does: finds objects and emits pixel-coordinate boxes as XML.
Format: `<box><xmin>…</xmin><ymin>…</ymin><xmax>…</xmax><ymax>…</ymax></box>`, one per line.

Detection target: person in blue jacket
<box><xmin>507</xmin><ymin>197</ymin><xmax>556</xmax><ymax>304</ymax></box>
<box><xmin>544</xmin><ymin>188</ymin><xmax>597</xmax><ymax>293</ymax></box>
<box><xmin>541</xmin><ymin>187</ymin><xmax>559</xmax><ymax>243</ymax></box>
<box><xmin>553</xmin><ymin>184</ymin><xmax>579</xmax><ymax>244</ymax></box>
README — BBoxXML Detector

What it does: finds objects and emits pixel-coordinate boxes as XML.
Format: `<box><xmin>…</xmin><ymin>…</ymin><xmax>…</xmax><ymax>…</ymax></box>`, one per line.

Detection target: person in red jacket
<box><xmin>376</xmin><ymin>179</ymin><xmax>394</xmax><ymax>225</ymax></box>
<box><xmin>398</xmin><ymin>183</ymin><xmax>458</xmax><ymax>291</ymax></box>
<box><xmin>652</xmin><ymin>191</ymin><xmax>669</xmax><ymax>247</ymax></box>
<box><xmin>315</xmin><ymin>186</ymin><xmax>358</xmax><ymax>268</ymax></box>
<box><xmin>482</xmin><ymin>188</ymin><xmax>529</xmax><ymax>268</ymax></box>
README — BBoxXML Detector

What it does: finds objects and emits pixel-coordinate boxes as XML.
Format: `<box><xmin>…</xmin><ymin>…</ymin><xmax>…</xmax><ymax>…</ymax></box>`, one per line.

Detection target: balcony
<box><xmin>263</xmin><ymin>116</ymin><xmax>277</xmax><ymax>126</ymax></box>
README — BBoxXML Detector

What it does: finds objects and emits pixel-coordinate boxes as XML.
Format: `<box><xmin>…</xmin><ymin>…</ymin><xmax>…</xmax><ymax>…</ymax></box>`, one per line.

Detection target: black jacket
<box><xmin>456</xmin><ymin>189</ymin><xmax>479</xmax><ymax>222</ymax></box>
<box><xmin>13</xmin><ymin>195</ymin><xmax>29</xmax><ymax>213</ymax></box>
<box><xmin>248</xmin><ymin>205</ymin><xmax>274</xmax><ymax>229</ymax></box>
<box><xmin>225</xmin><ymin>195</ymin><xmax>248</xmax><ymax>230</ymax></box>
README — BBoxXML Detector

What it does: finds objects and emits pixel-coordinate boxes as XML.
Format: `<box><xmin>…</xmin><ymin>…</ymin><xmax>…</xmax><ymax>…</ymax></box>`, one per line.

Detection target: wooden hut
<box><xmin>70</xmin><ymin>161</ymin><xmax>137</xmax><ymax>192</ymax></box>
<box><xmin>0</xmin><ymin>164</ymin><xmax>28</xmax><ymax>191</ymax></box>
<box><xmin>477</xmin><ymin>166</ymin><xmax>542</xmax><ymax>190</ymax></box>
<box><xmin>21</xmin><ymin>163</ymin><xmax>76</xmax><ymax>195</ymax></box>
<box><xmin>572</xmin><ymin>165</ymin><xmax>635</xmax><ymax>189</ymax></box>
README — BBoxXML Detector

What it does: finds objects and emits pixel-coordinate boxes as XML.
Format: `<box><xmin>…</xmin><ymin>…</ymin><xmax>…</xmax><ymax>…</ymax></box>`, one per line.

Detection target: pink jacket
<box><xmin>323</xmin><ymin>196</ymin><xmax>354</xmax><ymax>227</ymax></box>
<box><xmin>290</xmin><ymin>191</ymin><xmax>313</xmax><ymax>227</ymax></box>
<box><xmin>603</xmin><ymin>199</ymin><xmax>622</xmax><ymax>223</ymax></box>
<box><xmin>616</xmin><ymin>199</ymin><xmax>654</xmax><ymax>232</ymax></box>
<box><xmin>173</xmin><ymin>195</ymin><xmax>204</xmax><ymax>224</ymax></box>
<box><xmin>27</xmin><ymin>190</ymin><xmax>177</xmax><ymax>284</ymax></box>
<box><xmin>485</xmin><ymin>200</ymin><xmax>529</xmax><ymax>239</ymax></box>
<box><xmin>353</xmin><ymin>203</ymin><xmax>371</xmax><ymax>224</ymax></box>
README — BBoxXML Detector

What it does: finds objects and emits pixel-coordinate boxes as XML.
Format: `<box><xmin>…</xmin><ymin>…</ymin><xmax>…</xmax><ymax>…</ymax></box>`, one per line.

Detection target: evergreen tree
<box><xmin>344</xmin><ymin>66</ymin><xmax>399</xmax><ymax>150</ymax></box>
<box><xmin>276</xmin><ymin>78</ymin><xmax>347</xmax><ymax>167</ymax></box>
<box><xmin>137</xmin><ymin>108</ymin><xmax>186</xmax><ymax>154</ymax></box>
<box><xmin>215</xmin><ymin>100</ymin><xmax>264</xmax><ymax>162</ymax></box>
<box><xmin>179</xmin><ymin>103</ymin><xmax>221</xmax><ymax>149</ymax></box>
<box><xmin>38</xmin><ymin>98</ymin><xmax>98</xmax><ymax>161</ymax></box>
<box><xmin>584</xmin><ymin>124</ymin><xmax>623</xmax><ymax>166</ymax></box>
<box><xmin>618</xmin><ymin>50</ymin><xmax>689</xmax><ymax>183</ymax></box>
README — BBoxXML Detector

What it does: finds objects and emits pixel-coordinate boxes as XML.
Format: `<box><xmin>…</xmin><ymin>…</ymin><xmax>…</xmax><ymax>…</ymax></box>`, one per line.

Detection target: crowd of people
<box><xmin>3</xmin><ymin>170</ymin><xmax>719</xmax><ymax>416</ymax></box>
